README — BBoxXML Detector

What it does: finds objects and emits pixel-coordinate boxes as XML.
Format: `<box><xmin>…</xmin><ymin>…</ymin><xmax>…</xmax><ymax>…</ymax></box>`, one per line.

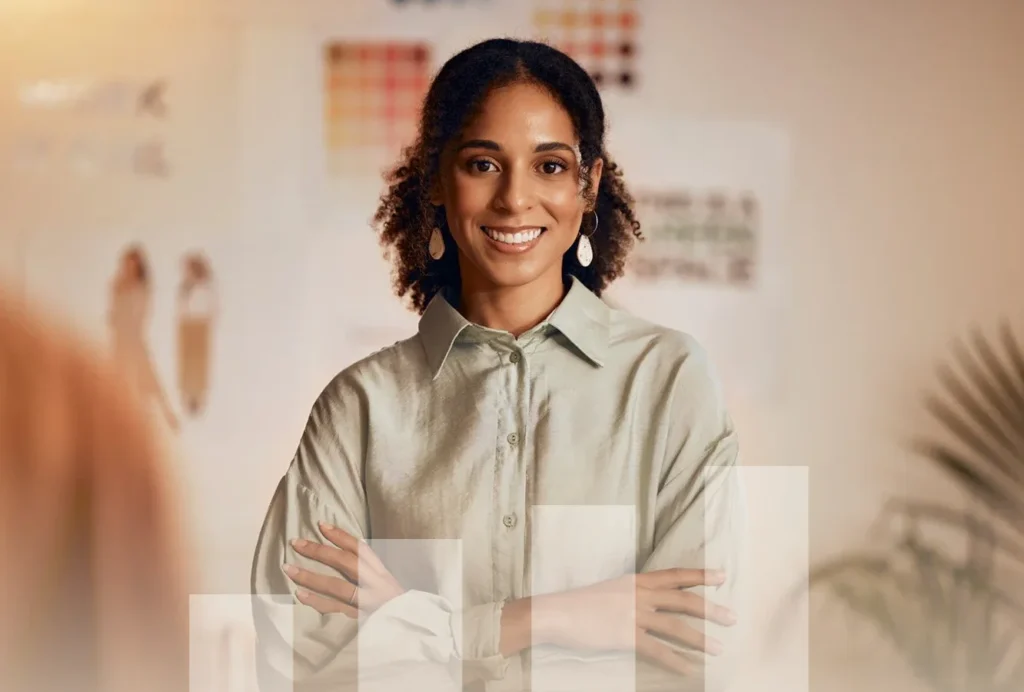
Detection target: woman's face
<box><xmin>434</xmin><ymin>81</ymin><xmax>602</xmax><ymax>294</ymax></box>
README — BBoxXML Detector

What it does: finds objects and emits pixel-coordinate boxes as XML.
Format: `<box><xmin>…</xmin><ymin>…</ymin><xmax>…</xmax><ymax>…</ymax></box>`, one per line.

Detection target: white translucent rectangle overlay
<box><xmin>731</xmin><ymin>465</ymin><xmax>809</xmax><ymax>692</ymax></box>
<box><xmin>356</xmin><ymin>538</ymin><xmax>464</xmax><ymax>692</ymax></box>
<box><xmin>528</xmin><ymin>466</ymin><xmax>809</xmax><ymax>692</ymax></box>
<box><xmin>191</xmin><ymin>594</ymin><xmax>267</xmax><ymax>692</ymax></box>
<box><xmin>237</xmin><ymin>540</ymin><xmax>464</xmax><ymax>692</ymax></box>
<box><xmin>530</xmin><ymin>505</ymin><xmax>638</xmax><ymax>692</ymax></box>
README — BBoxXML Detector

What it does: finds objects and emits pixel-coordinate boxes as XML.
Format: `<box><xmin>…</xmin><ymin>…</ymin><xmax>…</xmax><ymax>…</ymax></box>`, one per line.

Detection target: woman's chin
<box><xmin>467</xmin><ymin>260</ymin><xmax>562</xmax><ymax>292</ymax></box>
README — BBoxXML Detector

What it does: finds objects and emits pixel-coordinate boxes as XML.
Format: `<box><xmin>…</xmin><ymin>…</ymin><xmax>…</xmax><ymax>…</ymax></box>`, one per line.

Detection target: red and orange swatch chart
<box><xmin>323</xmin><ymin>41</ymin><xmax>430</xmax><ymax>175</ymax></box>
<box><xmin>532</xmin><ymin>0</ymin><xmax>640</xmax><ymax>90</ymax></box>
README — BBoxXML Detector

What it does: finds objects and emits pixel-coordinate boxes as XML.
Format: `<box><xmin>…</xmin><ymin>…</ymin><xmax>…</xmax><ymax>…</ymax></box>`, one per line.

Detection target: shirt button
<box><xmin>502</xmin><ymin>513</ymin><xmax>517</xmax><ymax>529</ymax></box>
<box><xmin>507</xmin><ymin>432</ymin><xmax>519</xmax><ymax>446</ymax></box>
<box><xmin>509</xmin><ymin>352</ymin><xmax>521</xmax><ymax>364</ymax></box>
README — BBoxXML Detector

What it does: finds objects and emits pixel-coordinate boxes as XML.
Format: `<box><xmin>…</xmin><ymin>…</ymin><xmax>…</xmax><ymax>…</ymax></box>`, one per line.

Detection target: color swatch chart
<box><xmin>323</xmin><ymin>41</ymin><xmax>430</xmax><ymax>175</ymax></box>
<box><xmin>533</xmin><ymin>0</ymin><xmax>640</xmax><ymax>90</ymax></box>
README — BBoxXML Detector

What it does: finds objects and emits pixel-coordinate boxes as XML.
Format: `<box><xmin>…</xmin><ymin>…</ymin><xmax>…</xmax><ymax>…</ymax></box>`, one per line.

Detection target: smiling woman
<box><xmin>374</xmin><ymin>38</ymin><xmax>642</xmax><ymax>324</ymax></box>
<box><xmin>429</xmin><ymin>83</ymin><xmax>605</xmax><ymax>302</ymax></box>
<box><xmin>251</xmin><ymin>38</ymin><xmax>746</xmax><ymax>692</ymax></box>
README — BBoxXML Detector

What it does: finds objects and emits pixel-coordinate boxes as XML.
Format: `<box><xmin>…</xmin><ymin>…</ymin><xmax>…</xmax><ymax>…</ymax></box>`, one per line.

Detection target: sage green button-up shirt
<box><xmin>251</xmin><ymin>276</ymin><xmax>746</xmax><ymax>692</ymax></box>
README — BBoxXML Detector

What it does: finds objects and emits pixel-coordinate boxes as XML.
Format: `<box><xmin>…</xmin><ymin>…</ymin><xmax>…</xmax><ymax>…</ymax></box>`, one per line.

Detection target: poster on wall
<box><xmin>21</xmin><ymin>227</ymin><xmax>320</xmax><ymax>593</ymax></box>
<box><xmin>9</xmin><ymin>77</ymin><xmax>172</xmax><ymax>179</ymax></box>
<box><xmin>322</xmin><ymin>40</ymin><xmax>431</xmax><ymax>179</ymax></box>
<box><xmin>105</xmin><ymin>245</ymin><xmax>219</xmax><ymax>432</ymax></box>
<box><xmin>629</xmin><ymin>189</ymin><xmax>760</xmax><ymax>287</ymax></box>
<box><xmin>22</xmin><ymin>232</ymin><xmax>313</xmax><ymax>437</ymax></box>
<box><xmin>0</xmin><ymin>14</ymin><xmax>241</xmax><ymax>272</ymax></box>
<box><xmin>532</xmin><ymin>0</ymin><xmax>640</xmax><ymax>90</ymax></box>
<box><xmin>604</xmin><ymin>120</ymin><xmax>790</xmax><ymax>406</ymax></box>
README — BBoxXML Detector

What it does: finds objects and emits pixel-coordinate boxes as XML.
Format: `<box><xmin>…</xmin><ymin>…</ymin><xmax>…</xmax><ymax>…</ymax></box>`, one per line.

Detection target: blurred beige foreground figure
<box><xmin>0</xmin><ymin>289</ymin><xmax>192</xmax><ymax>692</ymax></box>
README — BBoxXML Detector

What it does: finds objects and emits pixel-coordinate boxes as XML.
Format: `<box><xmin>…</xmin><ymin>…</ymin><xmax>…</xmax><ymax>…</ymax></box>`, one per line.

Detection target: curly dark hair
<box><xmin>373</xmin><ymin>38</ymin><xmax>643</xmax><ymax>314</ymax></box>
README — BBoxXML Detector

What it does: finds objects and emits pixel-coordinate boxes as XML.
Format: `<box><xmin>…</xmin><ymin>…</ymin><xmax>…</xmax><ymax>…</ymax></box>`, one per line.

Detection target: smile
<box><xmin>481</xmin><ymin>226</ymin><xmax>545</xmax><ymax>246</ymax></box>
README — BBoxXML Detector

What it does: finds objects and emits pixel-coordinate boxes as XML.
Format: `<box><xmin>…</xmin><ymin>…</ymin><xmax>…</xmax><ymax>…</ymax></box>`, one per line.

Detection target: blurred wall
<box><xmin>2</xmin><ymin>1</ymin><xmax>1023</xmax><ymax>687</ymax></box>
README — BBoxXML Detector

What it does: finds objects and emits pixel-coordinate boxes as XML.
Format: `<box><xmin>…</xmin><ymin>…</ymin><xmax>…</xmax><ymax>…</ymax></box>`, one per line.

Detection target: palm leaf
<box><xmin>913</xmin><ymin>324</ymin><xmax>1024</xmax><ymax>534</ymax></box>
<box><xmin>875</xmin><ymin>500</ymin><xmax>1024</xmax><ymax>571</ymax></box>
<box><xmin>790</xmin><ymin>323</ymin><xmax>1024</xmax><ymax>692</ymax></box>
<box><xmin>805</xmin><ymin>504</ymin><xmax>1024</xmax><ymax>691</ymax></box>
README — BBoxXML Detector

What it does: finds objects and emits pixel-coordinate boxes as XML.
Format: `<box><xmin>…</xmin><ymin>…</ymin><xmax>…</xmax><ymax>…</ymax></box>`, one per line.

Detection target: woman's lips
<box><xmin>481</xmin><ymin>226</ymin><xmax>546</xmax><ymax>254</ymax></box>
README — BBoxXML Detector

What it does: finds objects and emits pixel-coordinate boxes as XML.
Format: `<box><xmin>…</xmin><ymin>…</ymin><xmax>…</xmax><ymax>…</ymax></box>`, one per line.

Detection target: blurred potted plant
<box><xmin>807</xmin><ymin>322</ymin><xmax>1024</xmax><ymax>691</ymax></box>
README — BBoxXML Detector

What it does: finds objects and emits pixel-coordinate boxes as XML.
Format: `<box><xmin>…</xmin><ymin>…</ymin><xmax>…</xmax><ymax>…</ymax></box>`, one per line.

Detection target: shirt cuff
<box><xmin>358</xmin><ymin>591</ymin><xmax>511</xmax><ymax>682</ymax></box>
<box><xmin>453</xmin><ymin>599</ymin><xmax>511</xmax><ymax>680</ymax></box>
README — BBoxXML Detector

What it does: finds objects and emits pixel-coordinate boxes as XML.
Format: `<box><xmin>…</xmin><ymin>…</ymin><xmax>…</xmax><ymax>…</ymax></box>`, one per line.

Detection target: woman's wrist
<box><xmin>498</xmin><ymin>594</ymin><xmax>566</xmax><ymax>656</ymax></box>
<box><xmin>528</xmin><ymin>593</ymin><xmax>567</xmax><ymax>646</ymax></box>
<box><xmin>498</xmin><ymin>597</ymin><xmax>531</xmax><ymax>656</ymax></box>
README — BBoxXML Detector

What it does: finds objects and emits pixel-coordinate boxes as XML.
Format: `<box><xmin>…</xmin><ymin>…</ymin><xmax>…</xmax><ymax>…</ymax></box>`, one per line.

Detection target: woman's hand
<box><xmin>283</xmin><ymin>522</ymin><xmax>406</xmax><ymax>618</ymax></box>
<box><xmin>533</xmin><ymin>568</ymin><xmax>737</xmax><ymax>676</ymax></box>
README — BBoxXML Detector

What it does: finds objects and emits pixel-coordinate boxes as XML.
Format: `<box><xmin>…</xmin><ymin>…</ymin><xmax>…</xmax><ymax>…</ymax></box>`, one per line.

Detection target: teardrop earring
<box><xmin>428</xmin><ymin>226</ymin><xmax>445</xmax><ymax>260</ymax></box>
<box><xmin>576</xmin><ymin>210</ymin><xmax>598</xmax><ymax>267</ymax></box>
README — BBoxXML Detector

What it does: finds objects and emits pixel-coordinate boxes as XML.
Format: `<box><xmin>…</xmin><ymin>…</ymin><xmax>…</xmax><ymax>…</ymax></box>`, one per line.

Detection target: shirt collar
<box><xmin>418</xmin><ymin>275</ymin><xmax>611</xmax><ymax>380</ymax></box>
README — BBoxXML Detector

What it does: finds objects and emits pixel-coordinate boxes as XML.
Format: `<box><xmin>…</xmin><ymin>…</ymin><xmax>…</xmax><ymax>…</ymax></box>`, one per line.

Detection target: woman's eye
<box><xmin>471</xmin><ymin>160</ymin><xmax>496</xmax><ymax>173</ymax></box>
<box><xmin>540</xmin><ymin>160</ymin><xmax>567</xmax><ymax>175</ymax></box>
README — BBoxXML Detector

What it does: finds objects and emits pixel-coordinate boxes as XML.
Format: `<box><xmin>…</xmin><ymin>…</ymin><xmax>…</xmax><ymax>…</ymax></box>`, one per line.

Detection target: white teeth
<box><xmin>482</xmin><ymin>227</ymin><xmax>543</xmax><ymax>245</ymax></box>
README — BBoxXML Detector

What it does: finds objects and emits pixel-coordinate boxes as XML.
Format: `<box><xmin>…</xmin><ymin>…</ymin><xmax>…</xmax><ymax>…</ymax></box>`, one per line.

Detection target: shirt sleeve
<box><xmin>250</xmin><ymin>372</ymin><xmax>512</xmax><ymax>692</ymax></box>
<box><xmin>636</xmin><ymin>336</ymin><xmax>748</xmax><ymax>691</ymax></box>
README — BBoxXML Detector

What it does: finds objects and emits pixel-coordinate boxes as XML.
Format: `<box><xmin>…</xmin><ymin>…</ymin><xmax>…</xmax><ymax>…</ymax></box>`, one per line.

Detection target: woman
<box><xmin>108</xmin><ymin>245</ymin><xmax>180</xmax><ymax>432</ymax></box>
<box><xmin>0</xmin><ymin>289</ymin><xmax>191</xmax><ymax>692</ymax></box>
<box><xmin>251</xmin><ymin>38</ymin><xmax>744</xmax><ymax>692</ymax></box>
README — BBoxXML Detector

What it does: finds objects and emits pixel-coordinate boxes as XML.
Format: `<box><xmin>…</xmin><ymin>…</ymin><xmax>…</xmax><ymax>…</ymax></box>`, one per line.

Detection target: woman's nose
<box><xmin>494</xmin><ymin>167</ymin><xmax>535</xmax><ymax>214</ymax></box>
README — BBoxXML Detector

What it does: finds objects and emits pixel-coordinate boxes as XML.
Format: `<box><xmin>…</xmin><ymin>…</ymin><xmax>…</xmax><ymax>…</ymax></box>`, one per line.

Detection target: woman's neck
<box><xmin>458</xmin><ymin>272</ymin><xmax>567</xmax><ymax>338</ymax></box>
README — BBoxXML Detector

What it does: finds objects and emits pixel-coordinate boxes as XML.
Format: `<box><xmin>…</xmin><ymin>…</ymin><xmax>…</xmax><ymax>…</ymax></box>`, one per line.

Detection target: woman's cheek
<box><xmin>543</xmin><ymin>183</ymin><xmax>585</xmax><ymax>214</ymax></box>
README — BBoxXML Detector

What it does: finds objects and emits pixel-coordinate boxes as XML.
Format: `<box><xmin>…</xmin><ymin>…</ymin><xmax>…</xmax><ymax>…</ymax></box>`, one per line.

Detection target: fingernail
<box><xmin>290</xmin><ymin>538</ymin><xmax>308</xmax><ymax>549</ymax></box>
<box><xmin>295</xmin><ymin>588</ymin><xmax>309</xmax><ymax>599</ymax></box>
<box><xmin>708</xmin><ymin>638</ymin><xmax>724</xmax><ymax>655</ymax></box>
<box><xmin>722</xmin><ymin>608</ymin><xmax>737</xmax><ymax>625</ymax></box>
<box><xmin>282</xmin><ymin>563</ymin><xmax>298</xmax><ymax>576</ymax></box>
<box><xmin>713</xmin><ymin>570</ymin><xmax>727</xmax><ymax>582</ymax></box>
<box><xmin>318</xmin><ymin>521</ymin><xmax>335</xmax><ymax>531</ymax></box>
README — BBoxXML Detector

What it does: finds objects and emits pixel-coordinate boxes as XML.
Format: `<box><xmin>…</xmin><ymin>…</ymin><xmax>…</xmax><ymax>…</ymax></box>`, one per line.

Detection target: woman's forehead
<box><xmin>459</xmin><ymin>83</ymin><xmax>577</xmax><ymax>146</ymax></box>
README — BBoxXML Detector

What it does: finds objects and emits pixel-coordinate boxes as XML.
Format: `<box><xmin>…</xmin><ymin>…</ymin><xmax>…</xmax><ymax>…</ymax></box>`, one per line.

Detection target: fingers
<box><xmin>283</xmin><ymin>562</ymin><xmax>358</xmax><ymax>607</ymax></box>
<box><xmin>638</xmin><ymin>611</ymin><xmax>723</xmax><ymax>655</ymax></box>
<box><xmin>638</xmin><ymin>568</ymin><xmax>726</xmax><ymax>590</ymax></box>
<box><xmin>290</xmin><ymin>537</ymin><xmax>359</xmax><ymax>583</ymax></box>
<box><xmin>318</xmin><ymin>522</ymin><xmax>361</xmax><ymax>552</ymax></box>
<box><xmin>635</xmin><ymin>629</ymin><xmax>696</xmax><ymax>677</ymax></box>
<box><xmin>295</xmin><ymin>587</ymin><xmax>358</xmax><ymax>619</ymax></box>
<box><xmin>290</xmin><ymin>527</ymin><xmax>407</xmax><ymax>613</ymax></box>
<box><xmin>646</xmin><ymin>588</ymin><xmax>737</xmax><ymax>627</ymax></box>
<box><xmin>318</xmin><ymin>522</ymin><xmax>389</xmax><ymax>577</ymax></box>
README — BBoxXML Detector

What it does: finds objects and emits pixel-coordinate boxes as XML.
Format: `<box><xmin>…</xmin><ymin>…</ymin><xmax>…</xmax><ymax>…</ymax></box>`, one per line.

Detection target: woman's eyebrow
<box><xmin>455</xmin><ymin>140</ymin><xmax>578</xmax><ymax>157</ymax></box>
<box><xmin>533</xmin><ymin>141</ymin><xmax>576</xmax><ymax>155</ymax></box>
<box><xmin>456</xmin><ymin>139</ymin><xmax>501</xmax><ymax>153</ymax></box>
